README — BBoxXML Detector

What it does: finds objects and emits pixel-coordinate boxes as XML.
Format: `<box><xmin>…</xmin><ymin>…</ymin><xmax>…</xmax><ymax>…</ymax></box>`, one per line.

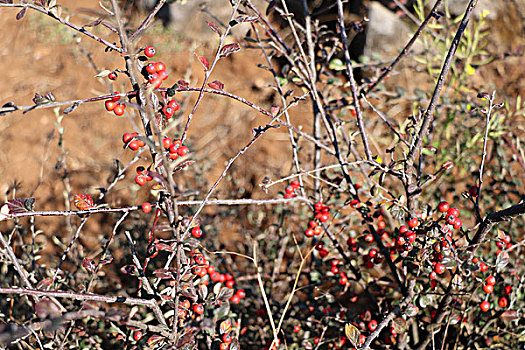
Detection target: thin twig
<box><xmin>364</xmin><ymin>0</ymin><xmax>444</xmax><ymax>94</ymax></box>
<box><xmin>4</xmin><ymin>197</ymin><xmax>308</xmax><ymax>220</ymax></box>
<box><xmin>336</xmin><ymin>0</ymin><xmax>372</xmax><ymax>160</ymax></box>
<box><xmin>0</xmin><ymin>3</ymin><xmax>122</xmax><ymax>52</ymax></box>
<box><xmin>405</xmin><ymin>0</ymin><xmax>479</xmax><ymax>171</ymax></box>
<box><xmin>130</xmin><ymin>0</ymin><xmax>168</xmax><ymax>42</ymax></box>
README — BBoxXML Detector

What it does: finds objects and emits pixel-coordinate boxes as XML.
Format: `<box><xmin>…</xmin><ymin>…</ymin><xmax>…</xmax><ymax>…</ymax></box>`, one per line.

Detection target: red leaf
<box><xmin>73</xmin><ymin>193</ymin><xmax>94</xmax><ymax>210</ymax></box>
<box><xmin>36</xmin><ymin>278</ymin><xmax>53</xmax><ymax>290</ymax></box>
<box><xmin>177</xmin><ymin>80</ymin><xmax>189</xmax><ymax>88</ymax></box>
<box><xmin>99</xmin><ymin>258</ymin><xmax>113</xmax><ymax>265</ymax></box>
<box><xmin>16</xmin><ymin>7</ymin><xmax>26</xmax><ymax>20</ymax></box>
<box><xmin>194</xmin><ymin>52</ymin><xmax>210</xmax><ymax>71</ymax></box>
<box><xmin>206</xmin><ymin>21</ymin><xmax>222</xmax><ymax>36</ymax></box>
<box><xmin>155</xmin><ymin>242</ymin><xmax>174</xmax><ymax>252</ymax></box>
<box><xmin>234</xmin><ymin>15</ymin><xmax>259</xmax><ymax>23</ymax></box>
<box><xmin>208</xmin><ymin>80</ymin><xmax>224</xmax><ymax>90</ymax></box>
<box><xmin>219</xmin><ymin>43</ymin><xmax>241</xmax><ymax>58</ymax></box>
<box><xmin>7</xmin><ymin>198</ymin><xmax>35</xmax><ymax>214</ymax></box>
<box><xmin>153</xmin><ymin>268</ymin><xmax>173</xmax><ymax>279</ymax></box>
<box><xmin>82</xmin><ymin>258</ymin><xmax>96</xmax><ymax>273</ymax></box>
<box><xmin>120</xmin><ymin>265</ymin><xmax>137</xmax><ymax>275</ymax></box>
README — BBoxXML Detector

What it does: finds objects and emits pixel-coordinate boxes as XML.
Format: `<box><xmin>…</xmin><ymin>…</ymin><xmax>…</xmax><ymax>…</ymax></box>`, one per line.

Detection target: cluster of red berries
<box><xmin>134</xmin><ymin>166</ymin><xmax>153</xmax><ymax>186</ymax></box>
<box><xmin>473</xmin><ymin>258</ymin><xmax>512</xmax><ymax>312</ymax></box>
<box><xmin>161</xmin><ymin>137</ymin><xmax>189</xmax><ymax>160</ymax></box>
<box><xmin>304</xmin><ymin>201</ymin><xmax>330</xmax><ymax>237</ymax></box>
<box><xmin>329</xmin><ymin>258</ymin><xmax>351</xmax><ymax>286</ymax></box>
<box><xmin>283</xmin><ymin>180</ymin><xmax>300</xmax><ymax>198</ymax></box>
<box><xmin>105</xmin><ymin>93</ymin><xmax>126</xmax><ymax>116</ymax></box>
<box><xmin>426</xmin><ymin>202</ymin><xmax>462</xmax><ymax>282</ymax></box>
<box><xmin>145</xmin><ymin>61</ymin><xmax>168</xmax><ymax>89</ymax></box>
<box><xmin>141</xmin><ymin>46</ymin><xmax>169</xmax><ymax>89</ymax></box>
<box><xmin>189</xmin><ymin>250</ymin><xmax>246</xmax><ymax>304</ymax></box>
<box><xmin>162</xmin><ymin>99</ymin><xmax>180</xmax><ymax>119</ymax></box>
<box><xmin>122</xmin><ymin>132</ymin><xmax>145</xmax><ymax>150</ymax></box>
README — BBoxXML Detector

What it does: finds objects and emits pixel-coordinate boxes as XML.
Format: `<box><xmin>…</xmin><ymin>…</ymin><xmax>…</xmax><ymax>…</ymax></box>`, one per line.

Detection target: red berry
<box><xmin>177</xmin><ymin>146</ymin><xmax>190</xmax><ymax>157</ymax></box>
<box><xmin>105</xmin><ymin>100</ymin><xmax>117</xmax><ymax>111</ymax></box>
<box><xmin>479</xmin><ymin>301</ymin><xmax>490</xmax><ymax>312</ymax></box>
<box><xmin>144</xmin><ymin>45</ymin><xmax>156</xmax><ymax>58</ymax></box>
<box><xmin>223</xmin><ymin>334</ymin><xmax>232</xmax><ymax>343</ymax></box>
<box><xmin>113</xmin><ymin>104</ymin><xmax>125</xmax><ymax>116</ymax></box>
<box><xmin>154</xmin><ymin>62</ymin><xmax>166</xmax><ymax>72</ymax></box>
<box><xmin>399</xmin><ymin>225</ymin><xmax>409</xmax><ymax>234</ymax></box>
<box><xmin>141</xmin><ymin>202</ymin><xmax>152</xmax><ymax>213</ymax></box>
<box><xmin>438</xmin><ymin>201</ymin><xmax>449</xmax><ymax>213</ymax></box>
<box><xmin>151</xmin><ymin>77</ymin><xmax>162</xmax><ymax>89</ymax></box>
<box><xmin>368</xmin><ymin>249</ymin><xmax>377</xmax><ymax>258</ymax></box>
<box><xmin>226</xmin><ymin>280</ymin><xmax>235</xmax><ymax>289</ymax></box>
<box><xmin>108</xmin><ymin>72</ymin><xmax>117</xmax><ymax>80</ymax></box>
<box><xmin>331</xmin><ymin>266</ymin><xmax>339</xmax><ymax>274</ymax></box>
<box><xmin>305</xmin><ymin>228</ymin><xmax>314</xmax><ymax>237</ymax></box>
<box><xmin>192</xmin><ymin>266</ymin><xmax>203</xmax><ymax>275</ymax></box>
<box><xmin>364</xmin><ymin>233</ymin><xmax>374</xmax><ymax>243</ymax></box>
<box><xmin>162</xmin><ymin>138</ymin><xmax>172</xmax><ymax>149</ymax></box>
<box><xmin>111</xmin><ymin>93</ymin><xmax>121</xmax><ymax>102</ymax></box>
<box><xmin>191</xmin><ymin>226</ymin><xmax>202</xmax><ymax>238</ymax></box>
<box><xmin>479</xmin><ymin>262</ymin><xmax>488</xmax><ymax>272</ymax></box>
<box><xmin>146</xmin><ymin>63</ymin><xmax>156</xmax><ymax>74</ymax></box>
<box><xmin>319</xmin><ymin>213</ymin><xmax>329</xmax><ymax>223</ymax></box>
<box><xmin>429</xmin><ymin>271</ymin><xmax>437</xmax><ymax>280</ymax></box>
<box><xmin>406</xmin><ymin>231</ymin><xmax>416</xmax><ymax>244</ymax></box>
<box><xmin>447</xmin><ymin>207</ymin><xmax>460</xmax><ymax>218</ymax></box>
<box><xmin>148</xmin><ymin>72</ymin><xmax>159</xmax><ymax>83</ymax></box>
<box><xmin>339</xmin><ymin>276</ymin><xmax>348</xmax><ymax>285</ymax></box>
<box><xmin>498</xmin><ymin>297</ymin><xmax>508</xmax><ymax>308</ymax></box>
<box><xmin>135</xmin><ymin>175</ymin><xmax>147</xmax><ymax>186</ymax></box>
<box><xmin>434</xmin><ymin>262</ymin><xmax>445</xmax><ymax>274</ymax></box>
<box><xmin>482</xmin><ymin>284</ymin><xmax>494</xmax><ymax>294</ymax></box>
<box><xmin>285</xmin><ymin>186</ymin><xmax>294</xmax><ymax>194</ymax></box>
<box><xmin>220</xmin><ymin>343</ymin><xmax>229</xmax><ymax>350</ymax></box>
<box><xmin>485</xmin><ymin>275</ymin><xmax>496</xmax><ymax>286</ymax></box>
<box><xmin>293</xmin><ymin>325</ymin><xmax>300</xmax><ymax>333</ymax></box>
<box><xmin>122</xmin><ymin>132</ymin><xmax>134</xmax><ymax>143</ymax></box>
<box><xmin>168</xmin><ymin>99</ymin><xmax>180</xmax><ymax>110</ymax></box>
<box><xmin>158</xmin><ymin>70</ymin><xmax>168</xmax><ymax>80</ymax></box>
<box><xmin>504</xmin><ymin>285</ymin><xmax>512</xmax><ymax>295</ymax></box>
<box><xmin>350</xmin><ymin>199</ymin><xmax>360</xmax><ymax>208</ymax></box>
<box><xmin>192</xmin><ymin>303</ymin><xmax>204</xmax><ymax>315</ymax></box>
<box><xmin>314</xmin><ymin>201</ymin><xmax>323</xmax><ymax>211</ymax></box>
<box><xmin>368</xmin><ymin>320</ymin><xmax>378</xmax><ymax>332</ymax></box>
<box><xmin>319</xmin><ymin>249</ymin><xmax>329</xmax><ymax>258</ymax></box>
<box><xmin>236</xmin><ymin>289</ymin><xmax>246</xmax><ymax>299</ymax></box>
<box><xmin>290</xmin><ymin>180</ymin><xmax>300</xmax><ymax>188</ymax></box>
<box><xmin>377</xmin><ymin>220</ymin><xmax>386</xmax><ymax>230</ymax></box>
<box><xmin>230</xmin><ymin>295</ymin><xmax>241</xmax><ymax>304</ymax></box>
<box><xmin>453</xmin><ymin>218</ymin><xmax>462</xmax><ymax>230</ymax></box>
<box><xmin>133</xmin><ymin>331</ymin><xmax>143</xmax><ymax>341</ymax></box>
<box><xmin>128</xmin><ymin>140</ymin><xmax>141</xmax><ymax>151</ymax></box>
<box><xmin>408</xmin><ymin>218</ymin><xmax>419</xmax><ymax>228</ymax></box>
